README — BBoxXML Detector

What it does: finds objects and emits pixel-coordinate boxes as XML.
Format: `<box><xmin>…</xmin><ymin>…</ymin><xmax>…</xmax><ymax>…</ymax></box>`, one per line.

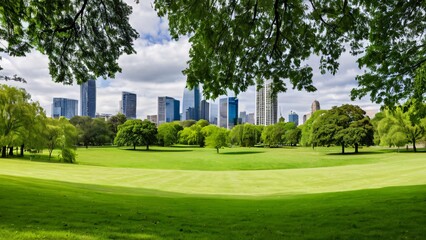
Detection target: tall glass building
<box><xmin>182</xmin><ymin>85</ymin><xmax>200</xmax><ymax>121</ymax></box>
<box><xmin>200</xmin><ymin>100</ymin><xmax>210</xmax><ymax>121</ymax></box>
<box><xmin>158</xmin><ymin>96</ymin><xmax>180</xmax><ymax>125</ymax></box>
<box><xmin>80</xmin><ymin>80</ymin><xmax>96</xmax><ymax>118</ymax></box>
<box><xmin>209</xmin><ymin>103</ymin><xmax>218</xmax><ymax>125</ymax></box>
<box><xmin>288</xmin><ymin>111</ymin><xmax>299</xmax><ymax>126</ymax></box>
<box><xmin>52</xmin><ymin>98</ymin><xmax>78</xmax><ymax>119</ymax></box>
<box><xmin>121</xmin><ymin>91</ymin><xmax>137</xmax><ymax>119</ymax></box>
<box><xmin>219</xmin><ymin>97</ymin><xmax>238</xmax><ymax>129</ymax></box>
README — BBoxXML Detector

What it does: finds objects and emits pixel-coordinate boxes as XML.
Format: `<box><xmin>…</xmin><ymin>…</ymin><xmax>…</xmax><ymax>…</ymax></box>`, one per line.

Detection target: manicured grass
<box><xmin>0</xmin><ymin>146</ymin><xmax>425</xmax><ymax>239</ymax></box>
<box><xmin>0</xmin><ymin>175</ymin><xmax>425</xmax><ymax>239</ymax></box>
<box><xmin>73</xmin><ymin>146</ymin><xmax>423</xmax><ymax>170</ymax></box>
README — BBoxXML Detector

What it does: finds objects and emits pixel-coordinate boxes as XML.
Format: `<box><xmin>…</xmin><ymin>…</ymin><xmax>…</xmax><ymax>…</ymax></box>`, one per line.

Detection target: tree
<box><xmin>44</xmin><ymin>117</ymin><xmax>77</xmax><ymax>160</ymax></box>
<box><xmin>154</xmin><ymin>1</ymin><xmax>425</xmax><ymax>106</ymax></box>
<box><xmin>377</xmin><ymin>101</ymin><xmax>426</xmax><ymax>152</ymax></box>
<box><xmin>114</xmin><ymin>119</ymin><xmax>157</xmax><ymax>150</ymax></box>
<box><xmin>204</xmin><ymin>126</ymin><xmax>228</xmax><ymax>153</ymax></box>
<box><xmin>299</xmin><ymin>110</ymin><xmax>327</xmax><ymax>147</ymax></box>
<box><xmin>261</xmin><ymin>122</ymin><xmax>294</xmax><ymax>147</ymax></box>
<box><xmin>107</xmin><ymin>113</ymin><xmax>127</xmax><ymax>137</ymax></box>
<box><xmin>337</xmin><ymin>117</ymin><xmax>374</xmax><ymax>153</ymax></box>
<box><xmin>229</xmin><ymin>124</ymin><xmax>244</xmax><ymax>146</ymax></box>
<box><xmin>157</xmin><ymin>122</ymin><xmax>181</xmax><ymax>146</ymax></box>
<box><xmin>285</xmin><ymin>128</ymin><xmax>301</xmax><ymax>146</ymax></box>
<box><xmin>241</xmin><ymin>123</ymin><xmax>258</xmax><ymax>147</ymax></box>
<box><xmin>312</xmin><ymin>104</ymin><xmax>373</xmax><ymax>154</ymax></box>
<box><xmin>70</xmin><ymin>116</ymin><xmax>93</xmax><ymax>147</ymax></box>
<box><xmin>20</xmin><ymin>102</ymin><xmax>47</xmax><ymax>156</ymax></box>
<box><xmin>1</xmin><ymin>0</ymin><xmax>138</xmax><ymax>85</ymax></box>
<box><xmin>0</xmin><ymin>85</ymin><xmax>39</xmax><ymax>157</ymax></box>
<box><xmin>70</xmin><ymin>116</ymin><xmax>112</xmax><ymax>147</ymax></box>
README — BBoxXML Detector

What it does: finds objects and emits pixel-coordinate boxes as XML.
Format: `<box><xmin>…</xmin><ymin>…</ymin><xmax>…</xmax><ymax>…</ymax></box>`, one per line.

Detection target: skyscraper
<box><xmin>311</xmin><ymin>100</ymin><xmax>320</xmax><ymax>114</ymax></box>
<box><xmin>52</xmin><ymin>98</ymin><xmax>78</xmax><ymax>119</ymax></box>
<box><xmin>121</xmin><ymin>91</ymin><xmax>137</xmax><ymax>119</ymax></box>
<box><xmin>239</xmin><ymin>111</ymin><xmax>247</xmax><ymax>124</ymax></box>
<box><xmin>80</xmin><ymin>80</ymin><xmax>96</xmax><ymax>118</ymax></box>
<box><xmin>247</xmin><ymin>113</ymin><xmax>255</xmax><ymax>124</ymax></box>
<box><xmin>255</xmin><ymin>81</ymin><xmax>278</xmax><ymax>125</ymax></box>
<box><xmin>158</xmin><ymin>96</ymin><xmax>180</xmax><ymax>125</ymax></box>
<box><xmin>219</xmin><ymin>97</ymin><xmax>238</xmax><ymax>129</ymax></box>
<box><xmin>182</xmin><ymin>85</ymin><xmax>200</xmax><ymax>121</ymax></box>
<box><xmin>209</xmin><ymin>103</ymin><xmax>218</xmax><ymax>125</ymax></box>
<box><xmin>200</xmin><ymin>99</ymin><xmax>210</xmax><ymax>121</ymax></box>
<box><xmin>288</xmin><ymin>111</ymin><xmax>299</xmax><ymax>126</ymax></box>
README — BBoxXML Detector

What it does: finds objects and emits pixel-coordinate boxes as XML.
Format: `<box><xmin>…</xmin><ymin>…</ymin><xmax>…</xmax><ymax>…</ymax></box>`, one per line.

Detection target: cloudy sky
<box><xmin>1</xmin><ymin>1</ymin><xmax>380</xmax><ymax>121</ymax></box>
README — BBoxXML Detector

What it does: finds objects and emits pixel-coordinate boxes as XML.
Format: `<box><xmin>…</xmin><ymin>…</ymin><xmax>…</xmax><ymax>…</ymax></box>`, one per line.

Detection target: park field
<box><xmin>0</xmin><ymin>146</ymin><xmax>425</xmax><ymax>239</ymax></box>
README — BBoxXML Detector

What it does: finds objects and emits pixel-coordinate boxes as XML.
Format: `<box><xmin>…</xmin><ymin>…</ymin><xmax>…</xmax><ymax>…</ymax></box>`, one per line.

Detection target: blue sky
<box><xmin>1</xmin><ymin>0</ymin><xmax>380</xmax><ymax>120</ymax></box>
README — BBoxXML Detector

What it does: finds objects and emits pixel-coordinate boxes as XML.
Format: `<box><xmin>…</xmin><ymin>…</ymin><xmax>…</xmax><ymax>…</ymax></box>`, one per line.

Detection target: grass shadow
<box><xmin>326</xmin><ymin>151</ymin><xmax>386</xmax><ymax>156</ymax></box>
<box><xmin>222</xmin><ymin>151</ymin><xmax>265</xmax><ymax>155</ymax></box>
<box><xmin>121</xmin><ymin>148</ymin><xmax>193</xmax><ymax>153</ymax></box>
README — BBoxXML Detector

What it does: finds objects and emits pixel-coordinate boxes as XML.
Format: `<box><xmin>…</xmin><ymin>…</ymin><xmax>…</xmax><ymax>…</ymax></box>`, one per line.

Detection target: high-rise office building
<box><xmin>255</xmin><ymin>81</ymin><xmax>278</xmax><ymax>125</ymax></box>
<box><xmin>147</xmin><ymin>115</ymin><xmax>158</xmax><ymax>125</ymax></box>
<box><xmin>239</xmin><ymin>111</ymin><xmax>247</xmax><ymax>124</ymax></box>
<box><xmin>80</xmin><ymin>80</ymin><xmax>96</xmax><ymax>118</ymax></box>
<box><xmin>158</xmin><ymin>96</ymin><xmax>180</xmax><ymax>125</ymax></box>
<box><xmin>219</xmin><ymin>97</ymin><xmax>238</xmax><ymax>129</ymax></box>
<box><xmin>52</xmin><ymin>98</ymin><xmax>78</xmax><ymax>119</ymax></box>
<box><xmin>209</xmin><ymin>103</ymin><xmax>218</xmax><ymax>125</ymax></box>
<box><xmin>247</xmin><ymin>113</ymin><xmax>255</xmax><ymax>124</ymax></box>
<box><xmin>200</xmin><ymin>99</ymin><xmax>210</xmax><ymax>121</ymax></box>
<box><xmin>288</xmin><ymin>111</ymin><xmax>299</xmax><ymax>126</ymax></box>
<box><xmin>311</xmin><ymin>100</ymin><xmax>320</xmax><ymax>114</ymax></box>
<box><xmin>120</xmin><ymin>91</ymin><xmax>137</xmax><ymax>119</ymax></box>
<box><xmin>182</xmin><ymin>85</ymin><xmax>200</xmax><ymax>121</ymax></box>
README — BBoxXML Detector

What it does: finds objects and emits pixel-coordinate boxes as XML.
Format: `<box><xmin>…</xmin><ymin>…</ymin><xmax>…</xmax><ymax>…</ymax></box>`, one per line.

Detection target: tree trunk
<box><xmin>341</xmin><ymin>143</ymin><xmax>345</xmax><ymax>154</ymax></box>
<box><xmin>1</xmin><ymin>146</ymin><xmax>5</xmax><ymax>158</ymax></box>
<box><xmin>412</xmin><ymin>138</ymin><xmax>417</xmax><ymax>152</ymax></box>
<box><xmin>20</xmin><ymin>144</ymin><xmax>24</xmax><ymax>156</ymax></box>
<box><xmin>355</xmin><ymin>143</ymin><xmax>359</xmax><ymax>153</ymax></box>
<box><xmin>9</xmin><ymin>147</ymin><xmax>13</xmax><ymax>156</ymax></box>
<box><xmin>133</xmin><ymin>144</ymin><xmax>136</xmax><ymax>150</ymax></box>
<box><xmin>146</xmin><ymin>144</ymin><xmax>149</xmax><ymax>150</ymax></box>
<box><xmin>216</xmin><ymin>147</ymin><xmax>219</xmax><ymax>154</ymax></box>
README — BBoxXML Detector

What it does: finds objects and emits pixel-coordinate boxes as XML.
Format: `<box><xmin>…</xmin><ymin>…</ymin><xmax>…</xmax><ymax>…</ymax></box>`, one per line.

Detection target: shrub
<box><xmin>61</xmin><ymin>148</ymin><xmax>76</xmax><ymax>163</ymax></box>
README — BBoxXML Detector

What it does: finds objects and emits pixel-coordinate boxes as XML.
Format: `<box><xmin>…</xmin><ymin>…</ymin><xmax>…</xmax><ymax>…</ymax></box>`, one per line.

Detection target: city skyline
<box><xmin>1</xmin><ymin>1</ymin><xmax>381</xmax><ymax>119</ymax></box>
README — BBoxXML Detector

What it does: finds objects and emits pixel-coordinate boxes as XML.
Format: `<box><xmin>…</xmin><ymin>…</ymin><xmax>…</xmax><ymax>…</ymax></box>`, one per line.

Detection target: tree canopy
<box><xmin>114</xmin><ymin>119</ymin><xmax>157</xmax><ymax>150</ymax></box>
<box><xmin>0</xmin><ymin>0</ymin><xmax>138</xmax><ymax>84</ymax></box>
<box><xmin>312</xmin><ymin>104</ymin><xmax>373</xmax><ymax>154</ymax></box>
<box><xmin>154</xmin><ymin>0</ymin><xmax>425</xmax><ymax>106</ymax></box>
<box><xmin>375</xmin><ymin>100</ymin><xmax>426</xmax><ymax>152</ymax></box>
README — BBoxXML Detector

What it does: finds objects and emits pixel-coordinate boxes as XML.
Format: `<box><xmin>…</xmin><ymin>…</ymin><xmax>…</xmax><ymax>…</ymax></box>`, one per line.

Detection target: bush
<box><xmin>61</xmin><ymin>148</ymin><xmax>76</xmax><ymax>163</ymax></box>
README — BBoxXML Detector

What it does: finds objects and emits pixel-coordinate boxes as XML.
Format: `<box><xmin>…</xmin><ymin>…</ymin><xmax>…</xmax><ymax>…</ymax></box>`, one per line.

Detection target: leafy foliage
<box><xmin>157</xmin><ymin>122</ymin><xmax>182</xmax><ymax>146</ymax></box>
<box><xmin>375</xmin><ymin>100</ymin><xmax>426</xmax><ymax>152</ymax></box>
<box><xmin>0</xmin><ymin>0</ymin><xmax>138</xmax><ymax>84</ymax></box>
<box><xmin>204</xmin><ymin>126</ymin><xmax>228</xmax><ymax>153</ymax></box>
<box><xmin>70</xmin><ymin>116</ymin><xmax>112</xmax><ymax>147</ymax></box>
<box><xmin>312</xmin><ymin>104</ymin><xmax>373</xmax><ymax>154</ymax></box>
<box><xmin>155</xmin><ymin>0</ymin><xmax>425</xmax><ymax>106</ymax></box>
<box><xmin>0</xmin><ymin>85</ymin><xmax>47</xmax><ymax>157</ymax></box>
<box><xmin>114</xmin><ymin>119</ymin><xmax>157</xmax><ymax>150</ymax></box>
<box><xmin>44</xmin><ymin>117</ymin><xmax>78</xmax><ymax>160</ymax></box>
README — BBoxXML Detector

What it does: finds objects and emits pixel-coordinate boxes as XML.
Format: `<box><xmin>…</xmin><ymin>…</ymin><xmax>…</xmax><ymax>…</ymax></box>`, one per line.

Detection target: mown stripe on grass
<box><xmin>0</xmin><ymin>157</ymin><xmax>425</xmax><ymax>196</ymax></box>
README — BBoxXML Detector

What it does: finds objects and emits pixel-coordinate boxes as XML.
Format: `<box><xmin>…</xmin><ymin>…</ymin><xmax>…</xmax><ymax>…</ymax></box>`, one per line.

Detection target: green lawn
<box><xmin>0</xmin><ymin>146</ymin><xmax>425</xmax><ymax>239</ymax></box>
<box><xmin>74</xmin><ymin>145</ymin><xmax>422</xmax><ymax>170</ymax></box>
